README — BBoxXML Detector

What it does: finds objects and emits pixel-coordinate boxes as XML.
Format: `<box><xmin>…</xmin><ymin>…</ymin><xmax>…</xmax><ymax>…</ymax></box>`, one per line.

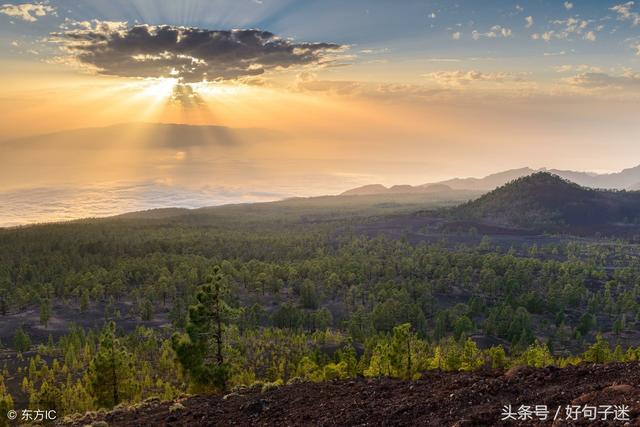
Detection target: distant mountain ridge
<box><xmin>451</xmin><ymin>172</ymin><xmax>640</xmax><ymax>231</ymax></box>
<box><xmin>341</xmin><ymin>165</ymin><xmax>640</xmax><ymax>195</ymax></box>
<box><xmin>1</xmin><ymin>122</ymin><xmax>285</xmax><ymax>149</ymax></box>
<box><xmin>342</xmin><ymin>183</ymin><xmax>453</xmax><ymax>196</ymax></box>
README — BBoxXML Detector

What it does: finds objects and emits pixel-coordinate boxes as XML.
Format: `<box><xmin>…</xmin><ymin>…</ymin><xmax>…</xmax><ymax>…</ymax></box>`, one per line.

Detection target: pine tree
<box><xmin>389</xmin><ymin>323</ymin><xmax>419</xmax><ymax>379</ymax></box>
<box><xmin>583</xmin><ymin>335</ymin><xmax>612</xmax><ymax>363</ymax></box>
<box><xmin>486</xmin><ymin>345</ymin><xmax>507</xmax><ymax>369</ymax></box>
<box><xmin>0</xmin><ymin>279</ymin><xmax>9</xmax><ymax>317</ymax></box>
<box><xmin>40</xmin><ymin>297</ymin><xmax>52</xmax><ymax>329</ymax></box>
<box><xmin>80</xmin><ymin>289</ymin><xmax>89</xmax><ymax>313</ymax></box>
<box><xmin>13</xmin><ymin>327</ymin><xmax>31</xmax><ymax>353</ymax></box>
<box><xmin>88</xmin><ymin>322</ymin><xmax>135</xmax><ymax>408</ymax></box>
<box><xmin>172</xmin><ymin>266</ymin><xmax>231</xmax><ymax>391</ymax></box>
<box><xmin>0</xmin><ymin>375</ymin><xmax>13</xmax><ymax>427</ymax></box>
<box><xmin>460</xmin><ymin>338</ymin><xmax>483</xmax><ymax>371</ymax></box>
<box><xmin>336</xmin><ymin>339</ymin><xmax>358</xmax><ymax>377</ymax></box>
<box><xmin>518</xmin><ymin>341</ymin><xmax>554</xmax><ymax>368</ymax></box>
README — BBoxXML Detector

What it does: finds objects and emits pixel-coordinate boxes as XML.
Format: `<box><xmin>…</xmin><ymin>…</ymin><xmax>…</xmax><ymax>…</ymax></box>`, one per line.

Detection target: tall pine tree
<box><xmin>88</xmin><ymin>322</ymin><xmax>135</xmax><ymax>408</ymax></box>
<box><xmin>172</xmin><ymin>266</ymin><xmax>231</xmax><ymax>391</ymax></box>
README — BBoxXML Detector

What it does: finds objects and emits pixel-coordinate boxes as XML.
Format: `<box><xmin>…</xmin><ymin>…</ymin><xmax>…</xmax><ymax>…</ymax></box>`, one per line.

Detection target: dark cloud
<box><xmin>55</xmin><ymin>23</ymin><xmax>346</xmax><ymax>82</ymax></box>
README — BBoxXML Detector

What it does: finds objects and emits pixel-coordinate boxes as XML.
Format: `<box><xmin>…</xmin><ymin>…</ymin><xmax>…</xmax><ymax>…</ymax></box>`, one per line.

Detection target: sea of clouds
<box><xmin>0</xmin><ymin>182</ymin><xmax>288</xmax><ymax>227</ymax></box>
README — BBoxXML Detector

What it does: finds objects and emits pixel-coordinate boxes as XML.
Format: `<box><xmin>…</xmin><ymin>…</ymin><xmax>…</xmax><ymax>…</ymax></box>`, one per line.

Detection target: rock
<box><xmin>243</xmin><ymin>398</ymin><xmax>270</xmax><ymax>417</ymax></box>
<box><xmin>605</xmin><ymin>384</ymin><xmax>636</xmax><ymax>393</ymax></box>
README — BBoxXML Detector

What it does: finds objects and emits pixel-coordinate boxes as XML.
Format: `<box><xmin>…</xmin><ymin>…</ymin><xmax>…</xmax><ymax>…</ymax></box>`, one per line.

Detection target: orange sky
<box><xmin>1</xmin><ymin>0</ymin><xmax>640</xmax><ymax>201</ymax></box>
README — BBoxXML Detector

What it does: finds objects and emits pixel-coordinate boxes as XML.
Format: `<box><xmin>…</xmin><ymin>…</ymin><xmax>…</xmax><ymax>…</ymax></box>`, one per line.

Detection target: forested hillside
<box><xmin>452</xmin><ymin>172</ymin><xmax>640</xmax><ymax>232</ymax></box>
<box><xmin>1</xmin><ymin>190</ymin><xmax>640</xmax><ymax>423</ymax></box>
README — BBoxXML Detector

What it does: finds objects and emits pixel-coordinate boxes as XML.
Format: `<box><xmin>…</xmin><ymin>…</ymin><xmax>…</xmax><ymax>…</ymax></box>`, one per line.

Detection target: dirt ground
<box><xmin>57</xmin><ymin>362</ymin><xmax>640</xmax><ymax>426</ymax></box>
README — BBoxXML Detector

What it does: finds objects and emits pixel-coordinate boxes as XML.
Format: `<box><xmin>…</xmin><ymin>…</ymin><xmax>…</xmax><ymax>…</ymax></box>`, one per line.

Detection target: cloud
<box><xmin>0</xmin><ymin>2</ymin><xmax>54</xmax><ymax>22</ymax></box>
<box><xmin>532</xmin><ymin>17</ymin><xmax>600</xmax><ymax>41</ymax></box>
<box><xmin>169</xmin><ymin>84</ymin><xmax>204</xmax><ymax>107</ymax></box>
<box><xmin>531</xmin><ymin>32</ymin><xmax>555</xmax><ymax>41</ymax></box>
<box><xmin>295</xmin><ymin>74</ymin><xmax>448</xmax><ymax>101</ymax></box>
<box><xmin>0</xmin><ymin>181</ymin><xmax>291</xmax><ymax>227</ymax></box>
<box><xmin>53</xmin><ymin>22</ymin><xmax>347</xmax><ymax>83</ymax></box>
<box><xmin>565</xmin><ymin>70</ymin><xmax>640</xmax><ymax>89</ymax></box>
<box><xmin>556</xmin><ymin>64</ymin><xmax>603</xmax><ymax>73</ymax></box>
<box><xmin>610</xmin><ymin>2</ymin><xmax>640</xmax><ymax>25</ymax></box>
<box><xmin>359</xmin><ymin>47</ymin><xmax>390</xmax><ymax>54</ymax></box>
<box><xmin>472</xmin><ymin>25</ymin><xmax>512</xmax><ymax>40</ymax></box>
<box><xmin>423</xmin><ymin>70</ymin><xmax>527</xmax><ymax>87</ymax></box>
<box><xmin>525</xmin><ymin>16</ymin><xmax>534</xmax><ymax>28</ymax></box>
<box><xmin>564</xmin><ymin>1</ymin><xmax>574</xmax><ymax>10</ymax></box>
<box><xmin>452</xmin><ymin>31</ymin><xmax>462</xmax><ymax>40</ymax></box>
<box><xmin>544</xmin><ymin>50</ymin><xmax>567</xmax><ymax>56</ymax></box>
<box><xmin>635</xmin><ymin>42</ymin><xmax>640</xmax><ymax>55</ymax></box>
<box><xmin>555</xmin><ymin>65</ymin><xmax>574</xmax><ymax>73</ymax></box>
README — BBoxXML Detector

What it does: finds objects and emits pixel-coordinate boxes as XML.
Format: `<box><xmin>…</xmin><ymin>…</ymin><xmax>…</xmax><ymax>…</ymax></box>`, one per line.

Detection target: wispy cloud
<box><xmin>544</xmin><ymin>50</ymin><xmax>567</xmax><ymax>56</ymax></box>
<box><xmin>555</xmin><ymin>64</ymin><xmax>603</xmax><ymax>73</ymax></box>
<box><xmin>472</xmin><ymin>25</ymin><xmax>512</xmax><ymax>40</ymax></box>
<box><xmin>532</xmin><ymin>17</ymin><xmax>601</xmax><ymax>42</ymax></box>
<box><xmin>422</xmin><ymin>70</ymin><xmax>527</xmax><ymax>87</ymax></box>
<box><xmin>611</xmin><ymin>2</ymin><xmax>640</xmax><ymax>25</ymax></box>
<box><xmin>0</xmin><ymin>2</ymin><xmax>54</xmax><ymax>22</ymax></box>
<box><xmin>565</xmin><ymin>69</ymin><xmax>640</xmax><ymax>89</ymax></box>
<box><xmin>525</xmin><ymin>16</ymin><xmax>534</xmax><ymax>28</ymax></box>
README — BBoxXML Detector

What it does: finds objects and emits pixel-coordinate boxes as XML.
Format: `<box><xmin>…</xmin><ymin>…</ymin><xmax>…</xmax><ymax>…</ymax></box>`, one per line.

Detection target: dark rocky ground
<box><xmin>57</xmin><ymin>362</ymin><xmax>640</xmax><ymax>426</ymax></box>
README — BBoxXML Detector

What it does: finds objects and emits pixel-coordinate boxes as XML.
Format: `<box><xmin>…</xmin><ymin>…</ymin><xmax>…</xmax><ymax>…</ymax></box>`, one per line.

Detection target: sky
<box><xmin>1</xmin><ymin>0</ymin><xmax>639</xmax><ymax>224</ymax></box>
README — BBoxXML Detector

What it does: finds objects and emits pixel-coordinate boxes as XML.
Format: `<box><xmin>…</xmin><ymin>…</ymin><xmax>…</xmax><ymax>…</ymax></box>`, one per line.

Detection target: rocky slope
<box><xmin>58</xmin><ymin>362</ymin><xmax>640</xmax><ymax>426</ymax></box>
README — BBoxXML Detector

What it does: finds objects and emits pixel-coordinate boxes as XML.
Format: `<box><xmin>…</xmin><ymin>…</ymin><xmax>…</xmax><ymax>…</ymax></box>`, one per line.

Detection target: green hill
<box><xmin>452</xmin><ymin>172</ymin><xmax>640</xmax><ymax>231</ymax></box>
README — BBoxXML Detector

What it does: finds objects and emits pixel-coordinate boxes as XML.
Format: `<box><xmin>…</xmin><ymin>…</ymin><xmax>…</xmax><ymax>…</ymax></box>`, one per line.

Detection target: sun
<box><xmin>138</xmin><ymin>77</ymin><xmax>179</xmax><ymax>100</ymax></box>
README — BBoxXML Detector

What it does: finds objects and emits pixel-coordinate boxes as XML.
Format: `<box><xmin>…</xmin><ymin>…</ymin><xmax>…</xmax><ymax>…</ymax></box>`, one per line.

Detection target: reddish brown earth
<box><xmin>57</xmin><ymin>362</ymin><xmax>640</xmax><ymax>426</ymax></box>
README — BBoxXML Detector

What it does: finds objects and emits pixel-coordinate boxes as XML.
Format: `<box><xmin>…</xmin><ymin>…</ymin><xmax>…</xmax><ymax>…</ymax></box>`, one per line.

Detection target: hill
<box><xmin>58</xmin><ymin>362</ymin><xmax>640</xmax><ymax>426</ymax></box>
<box><xmin>451</xmin><ymin>172</ymin><xmax>640</xmax><ymax>231</ymax></box>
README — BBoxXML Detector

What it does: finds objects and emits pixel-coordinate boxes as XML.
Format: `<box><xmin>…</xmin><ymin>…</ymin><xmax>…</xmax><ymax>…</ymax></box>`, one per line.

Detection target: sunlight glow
<box><xmin>137</xmin><ymin>78</ymin><xmax>179</xmax><ymax>101</ymax></box>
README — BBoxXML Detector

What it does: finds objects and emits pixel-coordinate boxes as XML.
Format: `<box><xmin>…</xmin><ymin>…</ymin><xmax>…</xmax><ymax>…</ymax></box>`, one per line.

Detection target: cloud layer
<box><xmin>55</xmin><ymin>22</ymin><xmax>346</xmax><ymax>82</ymax></box>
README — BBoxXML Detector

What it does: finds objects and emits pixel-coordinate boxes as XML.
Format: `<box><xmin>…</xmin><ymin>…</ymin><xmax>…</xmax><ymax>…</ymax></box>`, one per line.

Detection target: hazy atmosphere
<box><xmin>1</xmin><ymin>0</ymin><xmax>640</xmax><ymax>225</ymax></box>
<box><xmin>5</xmin><ymin>2</ymin><xmax>640</xmax><ymax>425</ymax></box>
